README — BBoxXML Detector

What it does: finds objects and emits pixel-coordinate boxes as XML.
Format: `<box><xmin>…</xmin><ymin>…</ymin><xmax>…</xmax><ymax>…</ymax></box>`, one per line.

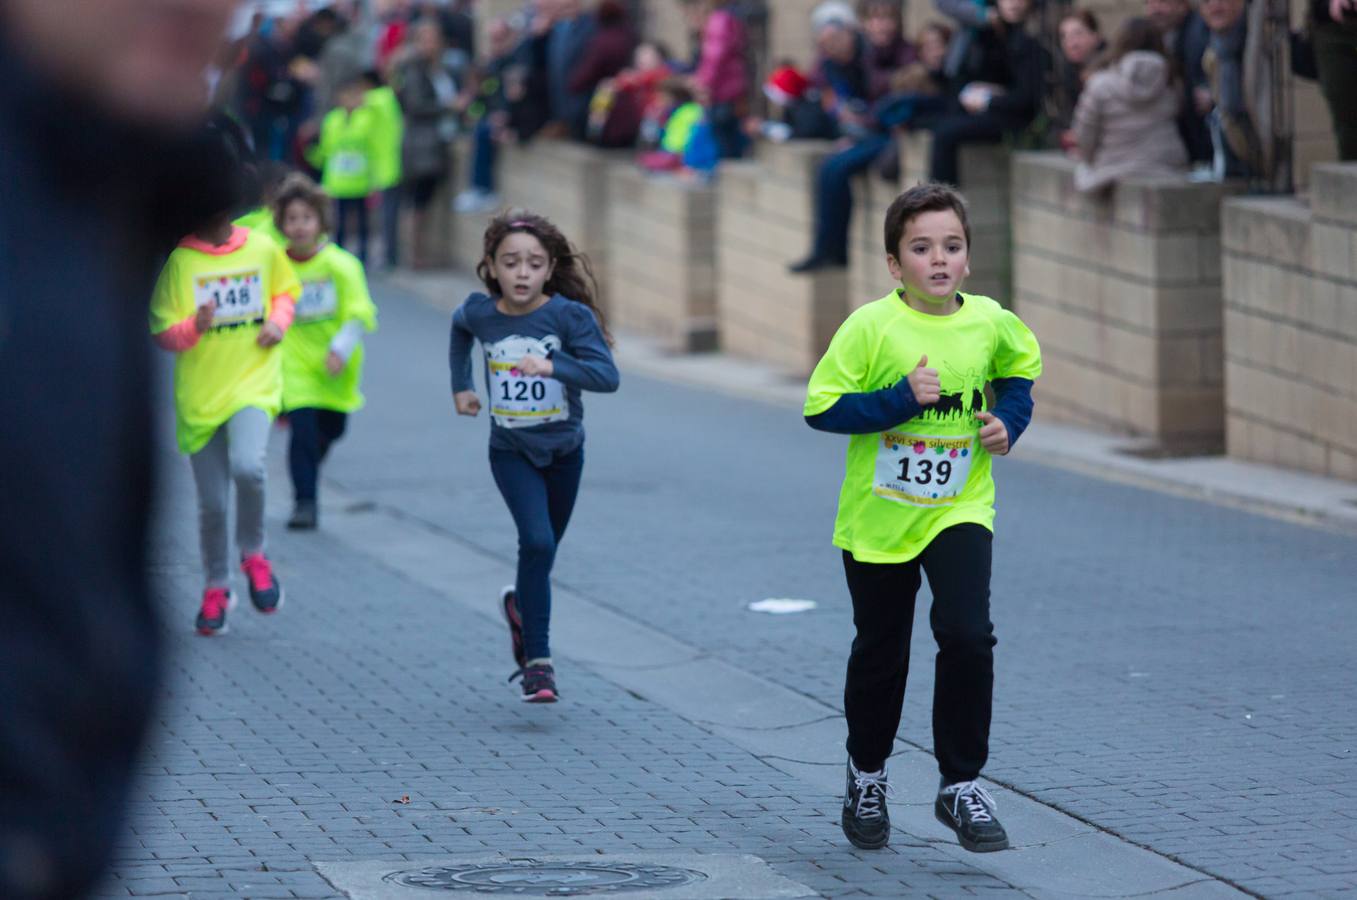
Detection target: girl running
<box><xmin>150</xmin><ymin>140</ymin><xmax>301</xmax><ymax>636</ymax></box>
<box><xmin>272</xmin><ymin>173</ymin><xmax>379</xmax><ymax>530</ymax></box>
<box><xmin>449</xmin><ymin>210</ymin><xmax>620</xmax><ymax>703</ymax></box>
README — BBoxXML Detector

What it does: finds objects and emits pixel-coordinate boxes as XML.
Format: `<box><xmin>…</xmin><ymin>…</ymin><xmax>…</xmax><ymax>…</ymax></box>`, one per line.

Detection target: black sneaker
<box><xmin>500</xmin><ymin>585</ymin><xmax>526</xmax><ymax>669</ymax></box>
<box><xmin>841</xmin><ymin>759</ymin><xmax>891</xmax><ymax>849</ymax></box>
<box><xmin>287</xmin><ymin>500</ymin><xmax>318</xmax><ymax>530</ymax></box>
<box><xmin>509</xmin><ymin>663</ymin><xmax>559</xmax><ymax>703</ymax></box>
<box><xmin>935</xmin><ymin>780</ymin><xmax>1009</xmax><ymax>852</ymax></box>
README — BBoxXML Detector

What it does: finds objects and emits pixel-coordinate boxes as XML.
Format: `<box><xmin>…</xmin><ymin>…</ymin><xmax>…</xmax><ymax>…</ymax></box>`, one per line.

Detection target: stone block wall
<box><xmin>848</xmin><ymin>161</ymin><xmax>903</xmax><ymax>310</ymax></box>
<box><xmin>716</xmin><ymin>141</ymin><xmax>849</xmax><ymax>375</ymax></box>
<box><xmin>1222</xmin><ymin>163</ymin><xmax>1357</xmax><ymax>480</ymax></box>
<box><xmin>607</xmin><ymin>167</ymin><xmax>719</xmax><ymax>352</ymax></box>
<box><xmin>1012</xmin><ymin>152</ymin><xmax>1237</xmax><ymax>450</ymax></box>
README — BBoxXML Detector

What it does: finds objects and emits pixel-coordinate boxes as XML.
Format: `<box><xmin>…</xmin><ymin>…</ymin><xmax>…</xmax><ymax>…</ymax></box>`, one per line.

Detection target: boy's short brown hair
<box><xmin>271</xmin><ymin>172</ymin><xmax>333</xmax><ymax>236</ymax></box>
<box><xmin>883</xmin><ymin>182</ymin><xmax>971</xmax><ymax>257</ymax></box>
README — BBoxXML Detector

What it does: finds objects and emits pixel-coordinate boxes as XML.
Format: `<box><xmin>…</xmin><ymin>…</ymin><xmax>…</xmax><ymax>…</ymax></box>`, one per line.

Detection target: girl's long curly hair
<box><xmin>476</xmin><ymin>209</ymin><xmax>613</xmax><ymax>344</ymax></box>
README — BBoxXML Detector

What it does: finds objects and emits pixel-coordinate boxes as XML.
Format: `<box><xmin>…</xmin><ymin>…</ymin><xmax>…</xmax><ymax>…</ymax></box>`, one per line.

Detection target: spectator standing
<box><xmin>1146</xmin><ymin>0</ymin><xmax>1213</xmax><ymax>164</ymax></box>
<box><xmin>1200</xmin><ymin>0</ymin><xmax>1262</xmax><ymax>177</ymax></box>
<box><xmin>1053</xmin><ymin>10</ymin><xmax>1104</xmax><ymax>145</ymax></box>
<box><xmin>455</xmin><ymin>17</ymin><xmax>522</xmax><ymax>212</ymax></box>
<box><xmin>396</xmin><ymin>18</ymin><xmax>461</xmax><ymax>264</ymax></box>
<box><xmin>544</xmin><ymin>0</ymin><xmax>599</xmax><ymax>139</ymax></box>
<box><xmin>690</xmin><ymin>0</ymin><xmax>751</xmax><ymax>158</ymax></box>
<box><xmin>927</xmin><ymin>0</ymin><xmax>1047</xmax><ymax>185</ymax></box>
<box><xmin>1312</xmin><ymin>0</ymin><xmax>1357</xmax><ymax>159</ymax></box>
<box><xmin>567</xmin><ymin>1</ymin><xmax>637</xmax><ymax>140</ymax></box>
<box><xmin>1071</xmin><ymin>17</ymin><xmax>1188</xmax><ymax>191</ymax></box>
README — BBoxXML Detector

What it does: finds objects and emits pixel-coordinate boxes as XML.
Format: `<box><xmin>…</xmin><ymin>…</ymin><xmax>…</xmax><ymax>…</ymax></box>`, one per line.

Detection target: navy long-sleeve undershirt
<box><xmin>806</xmin><ymin>377</ymin><xmax>1035</xmax><ymax>446</ymax></box>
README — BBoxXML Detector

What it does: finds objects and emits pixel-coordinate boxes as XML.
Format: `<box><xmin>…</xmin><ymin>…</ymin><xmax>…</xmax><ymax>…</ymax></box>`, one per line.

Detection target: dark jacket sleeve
<box><xmin>805</xmin><ymin>378</ymin><xmax>924</xmax><ymax>434</ymax></box>
<box><xmin>449</xmin><ymin>301</ymin><xmax>476</xmax><ymax>393</ymax></box>
<box><xmin>550</xmin><ymin>304</ymin><xmax>620</xmax><ymax>393</ymax></box>
<box><xmin>989</xmin><ymin>377</ymin><xmax>1034</xmax><ymax>447</ymax></box>
<box><xmin>986</xmin><ymin>31</ymin><xmax>1046</xmax><ymax>124</ymax></box>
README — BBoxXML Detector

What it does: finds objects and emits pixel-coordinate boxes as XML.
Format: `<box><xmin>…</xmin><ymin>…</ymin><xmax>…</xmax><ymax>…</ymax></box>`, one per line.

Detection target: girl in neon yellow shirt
<box><xmin>150</xmin><ymin>203</ymin><xmax>300</xmax><ymax>637</ymax></box>
<box><xmin>805</xmin><ymin>183</ymin><xmax>1041</xmax><ymax>855</ymax></box>
<box><xmin>271</xmin><ymin>174</ymin><xmax>378</xmax><ymax>530</ymax></box>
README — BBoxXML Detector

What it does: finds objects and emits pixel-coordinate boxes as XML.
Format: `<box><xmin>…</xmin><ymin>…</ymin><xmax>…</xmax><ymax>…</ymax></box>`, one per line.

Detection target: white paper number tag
<box><xmin>194</xmin><ymin>269</ymin><xmax>264</xmax><ymax>329</ymax></box>
<box><xmin>873</xmin><ymin>431</ymin><xmax>975</xmax><ymax>507</ymax></box>
<box><xmin>484</xmin><ymin>334</ymin><xmax>568</xmax><ymax>429</ymax></box>
<box><xmin>332</xmin><ymin>151</ymin><xmax>367</xmax><ymax>176</ymax></box>
<box><xmin>295</xmin><ymin>279</ymin><xmax>338</xmax><ymax>323</ymax></box>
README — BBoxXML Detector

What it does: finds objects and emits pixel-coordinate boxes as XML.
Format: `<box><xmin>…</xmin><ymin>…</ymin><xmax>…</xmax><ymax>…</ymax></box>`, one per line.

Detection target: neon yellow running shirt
<box><xmin>805</xmin><ymin>290</ymin><xmax>1042</xmax><ymax>563</ymax></box>
<box><xmin>233</xmin><ymin>206</ymin><xmax>286</xmax><ymax>249</ymax></box>
<box><xmin>150</xmin><ymin>228</ymin><xmax>301</xmax><ymax>454</ymax></box>
<box><xmin>364</xmin><ymin>86</ymin><xmax>404</xmax><ymax>190</ymax></box>
<box><xmin>282</xmin><ymin>243</ymin><xmax>377</xmax><ymax>413</ymax></box>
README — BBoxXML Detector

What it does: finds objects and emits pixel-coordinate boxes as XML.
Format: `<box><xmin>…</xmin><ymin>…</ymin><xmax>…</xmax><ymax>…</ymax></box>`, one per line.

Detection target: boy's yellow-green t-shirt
<box><xmin>309</xmin><ymin>105</ymin><xmax>379</xmax><ymax>199</ymax></box>
<box><xmin>364</xmin><ymin>86</ymin><xmax>404</xmax><ymax>190</ymax></box>
<box><xmin>149</xmin><ymin>228</ymin><xmax>301</xmax><ymax>454</ymax></box>
<box><xmin>282</xmin><ymin>243</ymin><xmax>378</xmax><ymax>413</ymax></box>
<box><xmin>805</xmin><ymin>290</ymin><xmax>1042</xmax><ymax>563</ymax></box>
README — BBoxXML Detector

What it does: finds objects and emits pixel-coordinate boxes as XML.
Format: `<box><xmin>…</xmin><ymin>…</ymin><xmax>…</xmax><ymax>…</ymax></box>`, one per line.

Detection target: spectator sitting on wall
<box><xmin>567</xmin><ymin>0</ymin><xmax>638</xmax><ymax>141</ymax></box>
<box><xmin>1071</xmin><ymin>16</ymin><xmax>1189</xmax><ymax>191</ymax></box>
<box><xmin>808</xmin><ymin>1</ymin><xmax>874</xmax><ymax>140</ymax></box>
<box><xmin>1200</xmin><ymin>0</ymin><xmax>1264</xmax><ymax>178</ymax></box>
<box><xmin>587</xmin><ymin>40</ymin><xmax>674</xmax><ymax>148</ymax></box>
<box><xmin>1311</xmin><ymin>0</ymin><xmax>1357</xmax><ymax>159</ymax></box>
<box><xmin>1054</xmin><ymin>10</ymin><xmax>1104</xmax><ymax>149</ymax></box>
<box><xmin>638</xmin><ymin>78</ymin><xmax>706</xmax><ymax>172</ymax></box>
<box><xmin>788</xmin><ymin>20</ymin><xmax>952</xmax><ymax>274</ymax></box>
<box><xmin>926</xmin><ymin>0</ymin><xmax>1047</xmax><ymax>185</ymax></box>
<box><xmin>1146</xmin><ymin>0</ymin><xmax>1213</xmax><ymax>164</ymax></box>
<box><xmin>687</xmin><ymin>0</ymin><xmax>751</xmax><ymax>159</ymax></box>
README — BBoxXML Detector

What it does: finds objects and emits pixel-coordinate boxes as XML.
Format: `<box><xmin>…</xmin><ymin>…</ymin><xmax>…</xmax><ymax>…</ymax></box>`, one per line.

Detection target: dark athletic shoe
<box><xmin>287</xmin><ymin>500</ymin><xmax>318</xmax><ymax>530</ymax></box>
<box><xmin>195</xmin><ymin>587</ymin><xmax>236</xmax><ymax>635</ymax></box>
<box><xmin>240</xmin><ymin>553</ymin><xmax>284</xmax><ymax>613</ymax></box>
<box><xmin>841</xmin><ymin>759</ymin><xmax>891</xmax><ymax>849</ymax></box>
<box><xmin>935</xmin><ymin>780</ymin><xmax>1009</xmax><ymax>852</ymax></box>
<box><xmin>509</xmin><ymin>663</ymin><xmax>559</xmax><ymax>703</ymax></box>
<box><xmin>500</xmin><ymin>585</ymin><xmax>526</xmax><ymax>669</ymax></box>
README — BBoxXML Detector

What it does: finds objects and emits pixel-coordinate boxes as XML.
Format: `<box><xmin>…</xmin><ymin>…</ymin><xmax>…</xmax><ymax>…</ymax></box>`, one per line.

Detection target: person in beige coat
<box><xmin>1071</xmin><ymin>16</ymin><xmax>1188</xmax><ymax>192</ymax></box>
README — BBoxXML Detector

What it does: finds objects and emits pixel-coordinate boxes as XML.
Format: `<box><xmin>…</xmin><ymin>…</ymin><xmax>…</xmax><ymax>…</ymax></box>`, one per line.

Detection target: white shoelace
<box><xmin>852</xmin><ymin>769</ymin><xmax>895</xmax><ymax>820</ymax></box>
<box><xmin>944</xmin><ymin>781</ymin><xmax>997</xmax><ymax>824</ymax></box>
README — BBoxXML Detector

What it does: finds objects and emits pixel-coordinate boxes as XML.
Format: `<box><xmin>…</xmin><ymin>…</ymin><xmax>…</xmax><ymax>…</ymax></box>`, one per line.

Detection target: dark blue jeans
<box><xmin>334</xmin><ymin>196</ymin><xmax>369</xmax><ymax>267</ymax></box>
<box><xmin>811</xmin><ymin>132</ymin><xmax>892</xmax><ymax>263</ymax></box>
<box><xmin>287</xmin><ymin>407</ymin><xmax>348</xmax><ymax>503</ymax></box>
<box><xmin>489</xmin><ymin>444</ymin><xmax>584</xmax><ymax>661</ymax></box>
<box><xmin>471</xmin><ymin>117</ymin><xmax>497</xmax><ymax>192</ymax></box>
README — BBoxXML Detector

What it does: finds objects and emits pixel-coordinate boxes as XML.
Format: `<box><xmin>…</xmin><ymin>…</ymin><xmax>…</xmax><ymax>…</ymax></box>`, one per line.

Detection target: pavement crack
<box><xmin>693</xmin><ymin>713</ymin><xmax>843</xmax><ymax>731</ymax></box>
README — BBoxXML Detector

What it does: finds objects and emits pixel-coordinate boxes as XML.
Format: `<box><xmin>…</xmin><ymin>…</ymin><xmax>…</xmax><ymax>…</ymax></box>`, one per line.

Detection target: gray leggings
<box><xmin>188</xmin><ymin>407</ymin><xmax>271</xmax><ymax>587</ymax></box>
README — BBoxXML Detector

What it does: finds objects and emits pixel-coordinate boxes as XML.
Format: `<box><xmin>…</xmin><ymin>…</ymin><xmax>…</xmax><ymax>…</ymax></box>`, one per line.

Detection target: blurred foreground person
<box><xmin>0</xmin><ymin>0</ymin><xmax>240</xmax><ymax>896</ymax></box>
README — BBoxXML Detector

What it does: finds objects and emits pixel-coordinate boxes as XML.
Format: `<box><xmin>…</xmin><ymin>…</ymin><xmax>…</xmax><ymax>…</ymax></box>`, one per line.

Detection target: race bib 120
<box><xmin>484</xmin><ymin>334</ymin><xmax>568</xmax><ymax>428</ymax></box>
<box><xmin>873</xmin><ymin>431</ymin><xmax>974</xmax><ymax>507</ymax></box>
<box><xmin>295</xmin><ymin>279</ymin><xmax>338</xmax><ymax>323</ymax></box>
<box><xmin>194</xmin><ymin>269</ymin><xmax>265</xmax><ymax>329</ymax></box>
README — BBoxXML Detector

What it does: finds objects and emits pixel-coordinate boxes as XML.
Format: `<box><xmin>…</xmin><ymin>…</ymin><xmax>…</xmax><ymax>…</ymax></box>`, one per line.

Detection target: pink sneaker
<box><xmin>240</xmin><ymin>553</ymin><xmax>284</xmax><ymax>613</ymax></box>
<box><xmin>196</xmin><ymin>587</ymin><xmax>236</xmax><ymax>635</ymax></box>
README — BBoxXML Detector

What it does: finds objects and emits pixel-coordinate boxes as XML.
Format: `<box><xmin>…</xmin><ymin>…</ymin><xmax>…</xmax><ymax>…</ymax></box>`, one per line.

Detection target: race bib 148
<box><xmin>194</xmin><ymin>270</ymin><xmax>265</xmax><ymax>329</ymax></box>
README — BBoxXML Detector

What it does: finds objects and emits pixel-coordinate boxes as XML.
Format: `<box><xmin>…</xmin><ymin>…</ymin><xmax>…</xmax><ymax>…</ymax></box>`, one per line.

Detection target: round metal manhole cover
<box><xmin>385</xmin><ymin>861</ymin><xmax>708</xmax><ymax>896</ymax></box>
